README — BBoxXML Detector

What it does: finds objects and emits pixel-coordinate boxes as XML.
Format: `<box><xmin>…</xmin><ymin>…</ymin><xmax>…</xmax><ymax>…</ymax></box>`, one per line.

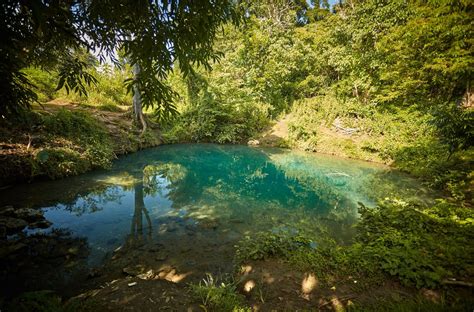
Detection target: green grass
<box><xmin>34</xmin><ymin>109</ymin><xmax>114</xmax><ymax>178</ymax></box>
<box><xmin>189</xmin><ymin>274</ymin><xmax>250</xmax><ymax>312</ymax></box>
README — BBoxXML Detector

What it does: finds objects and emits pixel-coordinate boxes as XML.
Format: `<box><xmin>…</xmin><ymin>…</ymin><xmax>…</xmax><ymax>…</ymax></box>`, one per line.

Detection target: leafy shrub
<box><xmin>163</xmin><ymin>95</ymin><xmax>270</xmax><ymax>144</ymax></box>
<box><xmin>22</xmin><ymin>67</ymin><xmax>59</xmax><ymax>102</ymax></box>
<box><xmin>42</xmin><ymin>109</ymin><xmax>103</xmax><ymax>138</ymax></box>
<box><xmin>235</xmin><ymin>229</ymin><xmax>312</xmax><ymax>262</ymax></box>
<box><xmin>392</xmin><ymin>141</ymin><xmax>473</xmax><ymax>202</ymax></box>
<box><xmin>235</xmin><ymin>200</ymin><xmax>474</xmax><ymax>289</ymax></box>
<box><xmin>30</xmin><ymin>109</ymin><xmax>114</xmax><ymax>179</ymax></box>
<box><xmin>356</xmin><ymin>200</ymin><xmax>474</xmax><ymax>288</ymax></box>
<box><xmin>33</xmin><ymin>148</ymin><xmax>89</xmax><ymax>179</ymax></box>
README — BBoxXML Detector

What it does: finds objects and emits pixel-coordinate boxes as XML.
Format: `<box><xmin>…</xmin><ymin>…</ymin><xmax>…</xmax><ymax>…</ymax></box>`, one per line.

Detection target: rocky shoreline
<box><xmin>0</xmin><ymin>206</ymin><xmax>51</xmax><ymax>239</ymax></box>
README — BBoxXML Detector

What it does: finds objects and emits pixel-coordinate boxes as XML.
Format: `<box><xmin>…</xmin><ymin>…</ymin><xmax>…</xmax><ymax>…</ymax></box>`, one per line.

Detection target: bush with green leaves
<box><xmin>235</xmin><ymin>200</ymin><xmax>474</xmax><ymax>289</ymax></box>
<box><xmin>164</xmin><ymin>100</ymin><xmax>269</xmax><ymax>144</ymax></box>
<box><xmin>355</xmin><ymin>200</ymin><xmax>474</xmax><ymax>288</ymax></box>
<box><xmin>163</xmin><ymin>66</ymin><xmax>272</xmax><ymax>144</ymax></box>
<box><xmin>235</xmin><ymin>229</ymin><xmax>313</xmax><ymax>263</ymax></box>
<box><xmin>27</xmin><ymin>109</ymin><xmax>114</xmax><ymax>179</ymax></box>
<box><xmin>21</xmin><ymin>67</ymin><xmax>59</xmax><ymax>102</ymax></box>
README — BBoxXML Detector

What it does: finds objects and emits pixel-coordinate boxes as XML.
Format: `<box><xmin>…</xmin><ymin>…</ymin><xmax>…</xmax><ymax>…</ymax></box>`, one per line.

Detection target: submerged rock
<box><xmin>14</xmin><ymin>208</ymin><xmax>44</xmax><ymax>222</ymax></box>
<box><xmin>166</xmin><ymin>222</ymin><xmax>178</xmax><ymax>232</ymax></box>
<box><xmin>28</xmin><ymin>220</ymin><xmax>52</xmax><ymax>229</ymax></box>
<box><xmin>0</xmin><ymin>217</ymin><xmax>28</xmax><ymax>234</ymax></box>
<box><xmin>0</xmin><ymin>206</ymin><xmax>48</xmax><ymax>234</ymax></box>
<box><xmin>158</xmin><ymin>222</ymin><xmax>179</xmax><ymax>233</ymax></box>
<box><xmin>198</xmin><ymin>219</ymin><xmax>219</xmax><ymax>230</ymax></box>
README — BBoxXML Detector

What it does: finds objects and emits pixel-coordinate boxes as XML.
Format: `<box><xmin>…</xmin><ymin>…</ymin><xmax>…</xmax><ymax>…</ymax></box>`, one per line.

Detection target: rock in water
<box><xmin>0</xmin><ymin>206</ymin><xmax>15</xmax><ymax>217</ymax></box>
<box><xmin>14</xmin><ymin>208</ymin><xmax>44</xmax><ymax>222</ymax></box>
<box><xmin>0</xmin><ymin>217</ymin><xmax>28</xmax><ymax>234</ymax></box>
<box><xmin>28</xmin><ymin>220</ymin><xmax>52</xmax><ymax>229</ymax></box>
<box><xmin>199</xmin><ymin>219</ymin><xmax>219</xmax><ymax>230</ymax></box>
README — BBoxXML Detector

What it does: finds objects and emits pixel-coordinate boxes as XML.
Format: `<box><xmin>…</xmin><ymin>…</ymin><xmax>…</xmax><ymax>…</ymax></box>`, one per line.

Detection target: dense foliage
<box><xmin>0</xmin><ymin>107</ymin><xmax>161</xmax><ymax>186</ymax></box>
<box><xmin>236</xmin><ymin>199</ymin><xmax>474</xmax><ymax>289</ymax></box>
<box><xmin>0</xmin><ymin>0</ymin><xmax>240</xmax><ymax>119</ymax></box>
<box><xmin>0</xmin><ymin>109</ymin><xmax>114</xmax><ymax>181</ymax></box>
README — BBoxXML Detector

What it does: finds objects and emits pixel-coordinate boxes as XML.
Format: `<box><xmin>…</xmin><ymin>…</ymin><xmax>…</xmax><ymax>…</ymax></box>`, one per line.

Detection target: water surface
<box><xmin>0</xmin><ymin>144</ymin><xmax>436</xmax><ymax>295</ymax></box>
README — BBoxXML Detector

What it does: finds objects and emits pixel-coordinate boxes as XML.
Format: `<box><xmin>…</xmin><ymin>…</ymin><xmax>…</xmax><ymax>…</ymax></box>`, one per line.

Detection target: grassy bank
<box><xmin>0</xmin><ymin>104</ymin><xmax>160</xmax><ymax>187</ymax></box>
<box><xmin>286</xmin><ymin>94</ymin><xmax>473</xmax><ymax>204</ymax></box>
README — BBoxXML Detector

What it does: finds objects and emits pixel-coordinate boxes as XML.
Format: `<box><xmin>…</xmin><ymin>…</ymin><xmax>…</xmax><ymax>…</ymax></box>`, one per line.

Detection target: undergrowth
<box><xmin>235</xmin><ymin>199</ymin><xmax>474</xmax><ymax>290</ymax></box>
<box><xmin>0</xmin><ymin>109</ymin><xmax>115</xmax><ymax>182</ymax></box>
<box><xmin>189</xmin><ymin>274</ymin><xmax>250</xmax><ymax>312</ymax></box>
<box><xmin>32</xmin><ymin>109</ymin><xmax>114</xmax><ymax>179</ymax></box>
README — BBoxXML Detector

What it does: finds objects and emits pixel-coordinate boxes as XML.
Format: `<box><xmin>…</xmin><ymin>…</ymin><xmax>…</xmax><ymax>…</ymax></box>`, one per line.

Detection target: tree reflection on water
<box><xmin>127</xmin><ymin>177</ymin><xmax>152</xmax><ymax>248</ymax></box>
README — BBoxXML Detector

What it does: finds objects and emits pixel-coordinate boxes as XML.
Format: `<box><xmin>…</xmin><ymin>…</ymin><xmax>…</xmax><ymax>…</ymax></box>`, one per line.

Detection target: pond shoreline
<box><xmin>0</xmin><ymin>101</ymin><xmax>412</xmax><ymax>190</ymax></box>
<box><xmin>0</xmin><ymin>104</ymin><xmax>162</xmax><ymax>188</ymax></box>
<box><xmin>0</xmin><ymin>138</ymin><xmax>470</xmax><ymax>311</ymax></box>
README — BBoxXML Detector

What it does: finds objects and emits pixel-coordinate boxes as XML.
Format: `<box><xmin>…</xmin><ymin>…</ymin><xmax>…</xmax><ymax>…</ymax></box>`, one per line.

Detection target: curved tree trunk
<box><xmin>132</xmin><ymin>63</ymin><xmax>147</xmax><ymax>135</ymax></box>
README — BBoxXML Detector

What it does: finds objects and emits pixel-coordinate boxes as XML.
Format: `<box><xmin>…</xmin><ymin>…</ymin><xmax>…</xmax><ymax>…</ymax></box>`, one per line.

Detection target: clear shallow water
<box><xmin>0</xmin><ymin>144</ymin><xmax>437</xmax><ymax>294</ymax></box>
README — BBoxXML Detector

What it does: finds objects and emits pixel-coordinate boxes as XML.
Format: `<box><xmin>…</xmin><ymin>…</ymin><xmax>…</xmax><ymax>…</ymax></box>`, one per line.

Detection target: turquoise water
<box><xmin>0</xmin><ymin>144</ymin><xmax>436</xmax><ymax>295</ymax></box>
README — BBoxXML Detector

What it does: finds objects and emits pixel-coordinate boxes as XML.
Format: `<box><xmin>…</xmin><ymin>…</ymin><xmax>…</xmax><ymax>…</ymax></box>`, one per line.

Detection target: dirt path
<box><xmin>254</xmin><ymin>114</ymin><xmax>291</xmax><ymax>147</ymax></box>
<box><xmin>253</xmin><ymin>113</ymin><xmax>388</xmax><ymax>164</ymax></box>
<box><xmin>70</xmin><ymin>258</ymin><xmax>432</xmax><ymax>311</ymax></box>
<box><xmin>41</xmin><ymin>101</ymin><xmax>140</xmax><ymax>154</ymax></box>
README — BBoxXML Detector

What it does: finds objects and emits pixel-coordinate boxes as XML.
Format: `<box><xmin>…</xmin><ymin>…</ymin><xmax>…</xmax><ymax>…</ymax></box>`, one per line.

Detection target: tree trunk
<box><xmin>132</xmin><ymin>63</ymin><xmax>147</xmax><ymax>134</ymax></box>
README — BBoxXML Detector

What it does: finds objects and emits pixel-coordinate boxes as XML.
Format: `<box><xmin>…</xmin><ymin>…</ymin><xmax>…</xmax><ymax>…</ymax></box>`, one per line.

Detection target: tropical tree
<box><xmin>0</xmin><ymin>0</ymin><xmax>241</xmax><ymax>130</ymax></box>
